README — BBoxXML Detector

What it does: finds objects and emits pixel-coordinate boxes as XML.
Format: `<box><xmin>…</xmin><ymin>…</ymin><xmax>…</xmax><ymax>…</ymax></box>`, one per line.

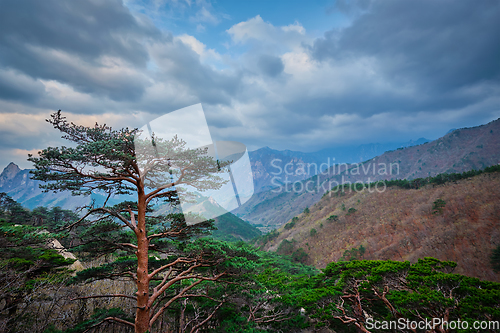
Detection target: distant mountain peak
<box><xmin>0</xmin><ymin>162</ymin><xmax>22</xmax><ymax>189</ymax></box>
<box><xmin>4</xmin><ymin>161</ymin><xmax>20</xmax><ymax>169</ymax></box>
<box><xmin>1</xmin><ymin>162</ymin><xmax>21</xmax><ymax>178</ymax></box>
<box><xmin>207</xmin><ymin>196</ymin><xmax>221</xmax><ymax>208</ymax></box>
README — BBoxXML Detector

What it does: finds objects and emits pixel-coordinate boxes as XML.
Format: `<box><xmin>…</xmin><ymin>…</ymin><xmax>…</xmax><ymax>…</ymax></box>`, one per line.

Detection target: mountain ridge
<box><xmin>235</xmin><ymin>118</ymin><xmax>500</xmax><ymax>230</ymax></box>
<box><xmin>248</xmin><ymin>138</ymin><xmax>431</xmax><ymax>193</ymax></box>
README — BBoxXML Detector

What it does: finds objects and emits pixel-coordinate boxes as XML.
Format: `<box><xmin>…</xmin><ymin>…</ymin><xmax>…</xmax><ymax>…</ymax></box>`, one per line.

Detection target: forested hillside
<box><xmin>1</xmin><ymin>0</ymin><xmax>500</xmax><ymax>332</ymax></box>
<box><xmin>258</xmin><ymin>167</ymin><xmax>500</xmax><ymax>281</ymax></box>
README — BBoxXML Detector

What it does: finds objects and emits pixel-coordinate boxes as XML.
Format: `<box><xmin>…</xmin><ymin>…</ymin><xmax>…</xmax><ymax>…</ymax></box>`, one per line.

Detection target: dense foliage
<box><xmin>0</xmin><ymin>194</ymin><xmax>75</xmax><ymax>332</ymax></box>
<box><xmin>273</xmin><ymin>258</ymin><xmax>500</xmax><ymax>333</ymax></box>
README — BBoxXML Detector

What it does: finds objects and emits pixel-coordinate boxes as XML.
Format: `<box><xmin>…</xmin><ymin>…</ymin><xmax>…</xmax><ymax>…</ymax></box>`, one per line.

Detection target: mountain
<box><xmin>3</xmin><ymin>118</ymin><xmax>498</xmax><ymax>235</ymax></box>
<box><xmin>236</xmin><ymin>118</ymin><xmax>500</xmax><ymax>230</ymax></box>
<box><xmin>185</xmin><ymin>196</ymin><xmax>229</xmax><ymax>218</ymax></box>
<box><xmin>256</xmin><ymin>169</ymin><xmax>500</xmax><ymax>282</ymax></box>
<box><xmin>248</xmin><ymin>138</ymin><xmax>430</xmax><ymax>193</ymax></box>
<box><xmin>212</xmin><ymin>212</ymin><xmax>261</xmax><ymax>242</ymax></box>
<box><xmin>0</xmin><ymin>162</ymin><xmax>89</xmax><ymax>210</ymax></box>
<box><xmin>0</xmin><ymin>162</ymin><xmax>21</xmax><ymax>188</ymax></box>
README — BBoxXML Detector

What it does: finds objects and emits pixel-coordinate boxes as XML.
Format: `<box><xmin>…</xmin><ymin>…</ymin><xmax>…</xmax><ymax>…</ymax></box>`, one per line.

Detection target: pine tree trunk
<box><xmin>135</xmin><ymin>190</ymin><xmax>150</xmax><ymax>333</ymax></box>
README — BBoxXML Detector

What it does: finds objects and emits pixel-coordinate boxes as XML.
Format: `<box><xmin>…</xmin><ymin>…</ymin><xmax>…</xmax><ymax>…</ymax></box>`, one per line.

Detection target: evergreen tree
<box><xmin>0</xmin><ymin>192</ymin><xmax>31</xmax><ymax>225</ymax></box>
<box><xmin>31</xmin><ymin>206</ymin><xmax>49</xmax><ymax>227</ymax></box>
<box><xmin>28</xmin><ymin>111</ymin><xmax>236</xmax><ymax>333</ymax></box>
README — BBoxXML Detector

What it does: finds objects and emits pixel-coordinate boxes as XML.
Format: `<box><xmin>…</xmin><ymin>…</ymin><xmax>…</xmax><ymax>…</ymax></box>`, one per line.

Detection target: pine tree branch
<box><xmin>148</xmin><ymin>257</ymin><xmax>196</xmax><ymax>280</ymax></box>
<box><xmin>145</xmin><ymin>165</ymin><xmax>191</xmax><ymax>203</ymax></box>
<box><xmin>149</xmin><ymin>264</ymin><xmax>203</xmax><ymax>305</ymax></box>
<box><xmin>117</xmin><ymin>243</ymin><xmax>138</xmax><ymax>250</ymax></box>
<box><xmin>147</xmin><ymin>229</ymin><xmax>189</xmax><ymax>241</ymax></box>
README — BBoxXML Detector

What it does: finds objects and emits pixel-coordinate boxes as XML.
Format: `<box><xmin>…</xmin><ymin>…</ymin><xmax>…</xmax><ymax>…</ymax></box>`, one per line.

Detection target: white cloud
<box><xmin>227</xmin><ymin>15</ymin><xmax>275</xmax><ymax>44</ymax></box>
<box><xmin>226</xmin><ymin>15</ymin><xmax>311</xmax><ymax>51</ymax></box>
<box><xmin>281</xmin><ymin>21</ymin><xmax>306</xmax><ymax>35</ymax></box>
<box><xmin>175</xmin><ymin>34</ymin><xmax>222</xmax><ymax>63</ymax></box>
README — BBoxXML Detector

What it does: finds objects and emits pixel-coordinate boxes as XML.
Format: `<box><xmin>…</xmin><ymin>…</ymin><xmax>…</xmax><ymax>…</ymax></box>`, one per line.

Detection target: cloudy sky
<box><xmin>0</xmin><ymin>0</ymin><xmax>499</xmax><ymax>169</ymax></box>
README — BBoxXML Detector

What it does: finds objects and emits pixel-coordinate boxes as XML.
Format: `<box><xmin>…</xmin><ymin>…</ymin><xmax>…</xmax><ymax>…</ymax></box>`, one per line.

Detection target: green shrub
<box><xmin>326</xmin><ymin>215</ymin><xmax>338</xmax><ymax>222</ymax></box>
<box><xmin>340</xmin><ymin>245</ymin><xmax>366</xmax><ymax>261</ymax></box>
<box><xmin>432</xmin><ymin>199</ymin><xmax>446</xmax><ymax>214</ymax></box>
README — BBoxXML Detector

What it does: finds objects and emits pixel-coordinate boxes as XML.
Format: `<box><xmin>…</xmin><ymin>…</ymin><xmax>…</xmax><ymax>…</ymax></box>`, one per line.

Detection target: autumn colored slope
<box><xmin>259</xmin><ymin>171</ymin><xmax>500</xmax><ymax>282</ymax></box>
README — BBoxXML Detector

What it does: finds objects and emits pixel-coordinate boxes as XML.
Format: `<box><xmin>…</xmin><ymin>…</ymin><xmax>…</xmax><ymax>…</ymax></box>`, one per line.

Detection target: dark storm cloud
<box><xmin>0</xmin><ymin>124</ymin><xmax>51</xmax><ymax>150</ymax></box>
<box><xmin>150</xmin><ymin>39</ymin><xmax>241</xmax><ymax>108</ymax></box>
<box><xmin>313</xmin><ymin>0</ymin><xmax>500</xmax><ymax>96</ymax></box>
<box><xmin>0</xmin><ymin>70</ymin><xmax>45</xmax><ymax>103</ymax></box>
<box><xmin>0</xmin><ymin>0</ymin><xmax>158</xmax><ymax>101</ymax></box>
<box><xmin>257</xmin><ymin>55</ymin><xmax>284</xmax><ymax>77</ymax></box>
<box><xmin>283</xmin><ymin>85</ymin><xmax>484</xmax><ymax>119</ymax></box>
<box><xmin>1</xmin><ymin>0</ymin><xmax>499</xmax><ymax>170</ymax></box>
<box><xmin>0</xmin><ymin>0</ymin><xmax>245</xmax><ymax>116</ymax></box>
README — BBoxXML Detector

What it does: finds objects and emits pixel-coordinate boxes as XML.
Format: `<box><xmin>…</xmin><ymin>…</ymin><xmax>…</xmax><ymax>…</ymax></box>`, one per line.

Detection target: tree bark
<box><xmin>135</xmin><ymin>189</ymin><xmax>150</xmax><ymax>333</ymax></box>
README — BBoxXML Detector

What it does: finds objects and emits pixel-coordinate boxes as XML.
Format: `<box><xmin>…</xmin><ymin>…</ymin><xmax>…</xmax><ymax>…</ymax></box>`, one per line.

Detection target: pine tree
<box><xmin>28</xmin><ymin>111</ymin><xmax>235</xmax><ymax>333</ymax></box>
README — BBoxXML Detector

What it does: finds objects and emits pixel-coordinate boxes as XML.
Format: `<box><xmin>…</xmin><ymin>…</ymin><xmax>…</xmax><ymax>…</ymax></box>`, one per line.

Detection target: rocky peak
<box><xmin>1</xmin><ymin>162</ymin><xmax>21</xmax><ymax>178</ymax></box>
<box><xmin>0</xmin><ymin>162</ymin><xmax>22</xmax><ymax>188</ymax></box>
